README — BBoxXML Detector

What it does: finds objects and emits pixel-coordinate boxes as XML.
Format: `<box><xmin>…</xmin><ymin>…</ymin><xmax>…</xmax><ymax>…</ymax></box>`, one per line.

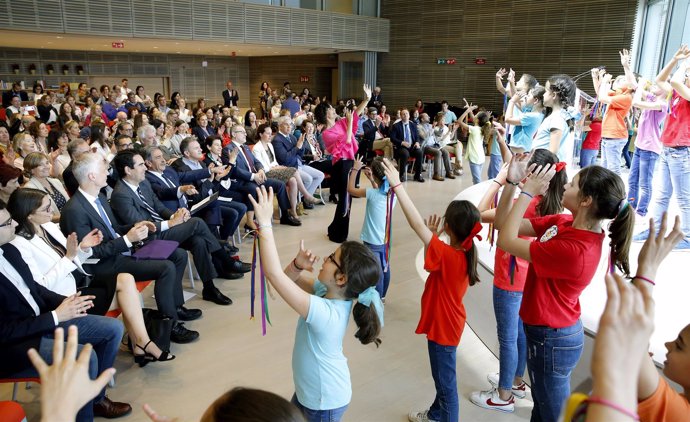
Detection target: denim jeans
<box><xmin>650</xmin><ymin>146</ymin><xmax>690</xmax><ymax>240</ymax></box>
<box><xmin>364</xmin><ymin>242</ymin><xmax>390</xmax><ymax>298</ymax></box>
<box><xmin>579</xmin><ymin>148</ymin><xmax>598</xmax><ymax>168</ymax></box>
<box><xmin>628</xmin><ymin>148</ymin><xmax>659</xmax><ymax>216</ymax></box>
<box><xmin>426</xmin><ymin>340</ymin><xmax>459</xmax><ymax>422</ymax></box>
<box><xmin>291</xmin><ymin>394</ymin><xmax>348</xmax><ymax>422</ymax></box>
<box><xmin>601</xmin><ymin>138</ymin><xmax>627</xmax><ymax>175</ymax></box>
<box><xmin>524</xmin><ymin>320</ymin><xmax>583</xmax><ymax>422</ymax></box>
<box><xmin>622</xmin><ymin>137</ymin><xmax>632</xmax><ymax>168</ymax></box>
<box><xmin>7</xmin><ymin>315</ymin><xmax>124</xmax><ymax>422</ymax></box>
<box><xmin>488</xmin><ymin>154</ymin><xmax>503</xmax><ymax>179</ymax></box>
<box><xmin>493</xmin><ymin>286</ymin><xmax>527</xmax><ymax>391</ymax></box>
<box><xmin>469</xmin><ymin>162</ymin><xmax>483</xmax><ymax>185</ymax></box>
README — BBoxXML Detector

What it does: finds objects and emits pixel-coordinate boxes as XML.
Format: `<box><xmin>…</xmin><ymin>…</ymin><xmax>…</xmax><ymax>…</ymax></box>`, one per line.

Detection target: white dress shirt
<box><xmin>78</xmin><ymin>188</ymin><xmax>133</xmax><ymax>248</ymax></box>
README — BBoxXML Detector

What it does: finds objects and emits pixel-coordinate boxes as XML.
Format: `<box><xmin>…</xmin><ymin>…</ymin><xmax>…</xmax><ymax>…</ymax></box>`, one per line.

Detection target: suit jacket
<box><xmin>222</xmin><ymin>89</ymin><xmax>239</xmax><ymax>107</ymax></box>
<box><xmin>221</xmin><ymin>143</ymin><xmax>263</xmax><ymax>184</ymax></box>
<box><xmin>60</xmin><ymin>190</ymin><xmax>131</xmax><ymax>260</ymax></box>
<box><xmin>390</xmin><ymin>120</ymin><xmax>419</xmax><ymax>148</ymax></box>
<box><xmin>110</xmin><ymin>179</ymin><xmax>175</xmax><ymax>232</ymax></box>
<box><xmin>145</xmin><ymin>167</ymin><xmax>210</xmax><ymax>211</ymax></box>
<box><xmin>0</xmin><ymin>243</ymin><xmax>65</xmax><ymax>376</ymax></box>
<box><xmin>362</xmin><ymin>119</ymin><xmax>388</xmax><ymax>143</ymax></box>
<box><xmin>367</xmin><ymin>94</ymin><xmax>383</xmax><ymax>108</ymax></box>
<box><xmin>191</xmin><ymin>125</ymin><xmax>216</xmax><ymax>143</ymax></box>
<box><xmin>272</xmin><ymin>132</ymin><xmax>308</xmax><ymax>168</ymax></box>
<box><xmin>2</xmin><ymin>90</ymin><xmax>29</xmax><ymax>108</ymax></box>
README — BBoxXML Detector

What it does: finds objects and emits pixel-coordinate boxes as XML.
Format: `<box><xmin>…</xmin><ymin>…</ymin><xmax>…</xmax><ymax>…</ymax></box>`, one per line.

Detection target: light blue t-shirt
<box><xmin>361</xmin><ymin>188</ymin><xmax>396</xmax><ymax>245</ymax></box>
<box><xmin>293</xmin><ymin>294</ymin><xmax>353</xmax><ymax>410</ymax></box>
<box><xmin>490</xmin><ymin>133</ymin><xmax>501</xmax><ymax>155</ymax></box>
<box><xmin>511</xmin><ymin>111</ymin><xmax>545</xmax><ymax>152</ymax></box>
<box><xmin>443</xmin><ymin>110</ymin><xmax>457</xmax><ymax>125</ymax></box>
<box><xmin>531</xmin><ymin>109</ymin><xmax>571</xmax><ymax>160</ymax></box>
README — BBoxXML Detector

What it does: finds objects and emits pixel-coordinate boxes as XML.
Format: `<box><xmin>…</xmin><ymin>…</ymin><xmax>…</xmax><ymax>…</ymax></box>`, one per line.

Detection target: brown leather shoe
<box><xmin>93</xmin><ymin>396</ymin><xmax>132</xmax><ymax>419</ymax></box>
<box><xmin>446</xmin><ymin>173</ymin><xmax>456</xmax><ymax>179</ymax></box>
<box><xmin>432</xmin><ymin>175</ymin><xmax>445</xmax><ymax>181</ymax></box>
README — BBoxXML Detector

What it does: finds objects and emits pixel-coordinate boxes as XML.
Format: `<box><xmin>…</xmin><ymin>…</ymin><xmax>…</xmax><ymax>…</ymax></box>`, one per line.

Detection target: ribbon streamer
<box><xmin>250</xmin><ymin>233</ymin><xmax>272</xmax><ymax>335</ymax></box>
<box><xmin>383</xmin><ymin>185</ymin><xmax>395</xmax><ymax>272</ymax></box>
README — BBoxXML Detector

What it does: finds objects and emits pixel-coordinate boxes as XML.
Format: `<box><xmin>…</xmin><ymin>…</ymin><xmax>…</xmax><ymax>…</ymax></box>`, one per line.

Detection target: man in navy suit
<box><xmin>273</xmin><ymin>116</ymin><xmax>324</xmax><ymax>209</ymax></box>
<box><xmin>221</xmin><ymin>124</ymin><xmax>301</xmax><ymax>226</ymax></box>
<box><xmin>0</xmin><ymin>200</ymin><xmax>131</xmax><ymax>421</ymax></box>
<box><xmin>390</xmin><ymin>108</ymin><xmax>425</xmax><ymax>182</ymax></box>
<box><xmin>222</xmin><ymin>80</ymin><xmax>239</xmax><ymax>107</ymax></box>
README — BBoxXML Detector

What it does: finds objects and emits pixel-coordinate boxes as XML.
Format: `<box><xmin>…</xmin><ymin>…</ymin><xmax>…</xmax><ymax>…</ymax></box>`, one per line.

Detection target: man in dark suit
<box><xmin>2</xmin><ymin>81</ymin><xmax>29</xmax><ymax>107</ymax></box>
<box><xmin>62</xmin><ymin>138</ymin><xmax>92</xmax><ymax>197</ymax></box>
<box><xmin>222</xmin><ymin>80</ymin><xmax>239</xmax><ymax>107</ymax></box>
<box><xmin>361</xmin><ymin>107</ymin><xmax>392</xmax><ymax>160</ymax></box>
<box><xmin>367</xmin><ymin>86</ymin><xmax>383</xmax><ymax>110</ymax></box>
<box><xmin>390</xmin><ymin>108</ymin><xmax>425</xmax><ymax>182</ymax></box>
<box><xmin>59</xmin><ymin>152</ymin><xmax>200</xmax><ymax>344</ymax></box>
<box><xmin>110</xmin><ymin>150</ymin><xmax>246</xmax><ymax>305</ymax></box>
<box><xmin>191</xmin><ymin>114</ymin><xmax>216</xmax><ymax>143</ymax></box>
<box><xmin>221</xmin><ymin>125</ymin><xmax>301</xmax><ymax>226</ymax></box>
<box><xmin>0</xmin><ymin>201</ymin><xmax>131</xmax><ymax>421</ymax></box>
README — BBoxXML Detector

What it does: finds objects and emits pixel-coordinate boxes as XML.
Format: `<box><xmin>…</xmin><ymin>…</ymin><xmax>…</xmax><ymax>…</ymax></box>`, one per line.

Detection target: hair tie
<box><xmin>616</xmin><ymin>198</ymin><xmax>629</xmax><ymax>217</ymax></box>
<box><xmin>461</xmin><ymin>221</ymin><xmax>483</xmax><ymax>251</ymax></box>
<box><xmin>357</xmin><ymin>286</ymin><xmax>384</xmax><ymax>327</ymax></box>
<box><xmin>554</xmin><ymin>162</ymin><xmax>567</xmax><ymax>172</ymax></box>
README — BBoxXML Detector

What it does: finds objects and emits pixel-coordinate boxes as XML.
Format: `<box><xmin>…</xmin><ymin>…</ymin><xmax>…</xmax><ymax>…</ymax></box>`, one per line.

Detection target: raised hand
<box><xmin>363</xmin><ymin>84</ymin><xmax>372</xmax><ymax>99</ymax></box>
<box><xmin>247</xmin><ymin>186</ymin><xmax>274</xmax><ymax>227</ymax></box>
<box><xmin>496</xmin><ymin>68</ymin><xmax>507</xmax><ymax>79</ymax></box>
<box><xmin>507</xmin><ymin>68</ymin><xmax>516</xmax><ymax>83</ymax></box>
<box><xmin>294</xmin><ymin>239</ymin><xmax>319</xmax><ymax>272</ymax></box>
<box><xmin>28</xmin><ymin>326</ymin><xmax>116</xmax><ymax>422</ymax></box>
<box><xmin>636</xmin><ymin>213</ymin><xmax>683</xmax><ymax>280</ymax></box>
<box><xmin>506</xmin><ymin>152</ymin><xmax>532</xmax><ymax>185</ymax></box>
<box><xmin>619</xmin><ymin>49</ymin><xmax>631</xmax><ymax>68</ymax></box>
<box><xmin>425</xmin><ymin>214</ymin><xmax>443</xmax><ymax>236</ymax></box>
<box><xmin>521</xmin><ymin>163</ymin><xmax>555</xmax><ymax>197</ymax></box>
<box><xmin>78</xmin><ymin>229</ymin><xmax>103</xmax><ymax>250</ymax></box>
<box><xmin>673</xmin><ymin>44</ymin><xmax>690</xmax><ymax>61</ymax></box>
<box><xmin>381</xmin><ymin>158</ymin><xmax>401</xmax><ymax>187</ymax></box>
<box><xmin>495</xmin><ymin>162</ymin><xmax>509</xmax><ymax>185</ymax></box>
<box><xmin>353</xmin><ymin>155</ymin><xmax>365</xmax><ymax>171</ymax></box>
<box><xmin>65</xmin><ymin>232</ymin><xmax>79</xmax><ymax>260</ymax></box>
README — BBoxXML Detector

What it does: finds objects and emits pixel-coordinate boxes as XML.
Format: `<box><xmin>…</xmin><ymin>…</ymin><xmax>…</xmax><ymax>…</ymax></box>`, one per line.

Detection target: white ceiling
<box><xmin>0</xmin><ymin>30</ymin><xmax>349</xmax><ymax>56</ymax></box>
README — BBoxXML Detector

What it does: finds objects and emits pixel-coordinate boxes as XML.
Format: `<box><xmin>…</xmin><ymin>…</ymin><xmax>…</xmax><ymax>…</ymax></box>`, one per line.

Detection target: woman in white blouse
<box><xmin>22</xmin><ymin>152</ymin><xmax>70</xmax><ymax>222</ymax></box>
<box><xmin>176</xmin><ymin>97</ymin><xmax>192</xmax><ymax>123</ymax></box>
<box><xmin>8</xmin><ymin>188</ymin><xmax>175</xmax><ymax>367</ymax></box>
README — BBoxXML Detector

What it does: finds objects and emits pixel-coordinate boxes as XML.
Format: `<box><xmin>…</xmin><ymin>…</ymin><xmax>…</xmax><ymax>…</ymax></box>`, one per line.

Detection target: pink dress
<box><xmin>322</xmin><ymin>113</ymin><xmax>359</xmax><ymax>163</ymax></box>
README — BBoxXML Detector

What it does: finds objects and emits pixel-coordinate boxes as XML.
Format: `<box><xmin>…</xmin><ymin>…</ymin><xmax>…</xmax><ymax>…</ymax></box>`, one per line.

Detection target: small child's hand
<box><xmin>425</xmin><ymin>214</ymin><xmax>443</xmax><ymax>236</ymax></box>
<box><xmin>294</xmin><ymin>239</ymin><xmax>319</xmax><ymax>272</ymax></box>
<box><xmin>496</xmin><ymin>163</ymin><xmax>509</xmax><ymax>185</ymax></box>
<box><xmin>506</xmin><ymin>152</ymin><xmax>531</xmax><ymax>184</ymax></box>
<box><xmin>636</xmin><ymin>213</ymin><xmax>683</xmax><ymax>279</ymax></box>
<box><xmin>353</xmin><ymin>155</ymin><xmax>365</xmax><ymax>171</ymax></box>
<box><xmin>381</xmin><ymin>158</ymin><xmax>401</xmax><ymax>187</ymax></box>
<box><xmin>521</xmin><ymin>163</ymin><xmax>555</xmax><ymax>198</ymax></box>
<box><xmin>247</xmin><ymin>186</ymin><xmax>274</xmax><ymax>227</ymax></box>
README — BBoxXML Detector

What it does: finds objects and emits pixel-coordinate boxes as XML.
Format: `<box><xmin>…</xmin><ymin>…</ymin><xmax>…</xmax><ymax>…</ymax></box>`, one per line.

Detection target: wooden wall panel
<box><xmin>378</xmin><ymin>0</ymin><xmax>638</xmax><ymax>112</ymax></box>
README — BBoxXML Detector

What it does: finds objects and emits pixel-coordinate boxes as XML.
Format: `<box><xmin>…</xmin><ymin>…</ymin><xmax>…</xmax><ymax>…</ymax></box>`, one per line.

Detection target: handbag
<box><xmin>141</xmin><ymin>308</ymin><xmax>173</xmax><ymax>352</ymax></box>
<box><xmin>132</xmin><ymin>239</ymin><xmax>179</xmax><ymax>260</ymax></box>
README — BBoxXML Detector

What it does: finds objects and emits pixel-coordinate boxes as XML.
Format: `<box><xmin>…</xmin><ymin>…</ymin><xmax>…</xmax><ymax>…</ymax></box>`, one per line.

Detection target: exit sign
<box><xmin>112</xmin><ymin>42</ymin><xmax>125</xmax><ymax>49</ymax></box>
<box><xmin>474</xmin><ymin>58</ymin><xmax>487</xmax><ymax>65</ymax></box>
<box><xmin>299</xmin><ymin>75</ymin><xmax>310</xmax><ymax>83</ymax></box>
<box><xmin>437</xmin><ymin>58</ymin><xmax>456</xmax><ymax>65</ymax></box>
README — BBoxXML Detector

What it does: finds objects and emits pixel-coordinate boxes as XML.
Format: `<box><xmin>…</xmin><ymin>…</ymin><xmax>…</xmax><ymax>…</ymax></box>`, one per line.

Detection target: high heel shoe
<box><xmin>134</xmin><ymin>340</ymin><xmax>176</xmax><ymax>368</ymax></box>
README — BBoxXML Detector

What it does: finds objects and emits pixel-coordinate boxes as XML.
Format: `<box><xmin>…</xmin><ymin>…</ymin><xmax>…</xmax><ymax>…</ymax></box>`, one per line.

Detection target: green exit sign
<box><xmin>437</xmin><ymin>58</ymin><xmax>457</xmax><ymax>65</ymax></box>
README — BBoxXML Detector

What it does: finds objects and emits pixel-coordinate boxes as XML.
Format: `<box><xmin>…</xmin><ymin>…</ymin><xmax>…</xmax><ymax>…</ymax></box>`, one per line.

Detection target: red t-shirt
<box><xmin>416</xmin><ymin>234</ymin><xmax>471</xmax><ymax>346</ymax></box>
<box><xmin>520</xmin><ymin>214</ymin><xmax>605</xmax><ymax>328</ymax></box>
<box><xmin>493</xmin><ymin>195</ymin><xmax>541</xmax><ymax>292</ymax></box>
<box><xmin>660</xmin><ymin>91</ymin><xmax>690</xmax><ymax>147</ymax></box>
<box><xmin>582</xmin><ymin>121</ymin><xmax>602</xmax><ymax>150</ymax></box>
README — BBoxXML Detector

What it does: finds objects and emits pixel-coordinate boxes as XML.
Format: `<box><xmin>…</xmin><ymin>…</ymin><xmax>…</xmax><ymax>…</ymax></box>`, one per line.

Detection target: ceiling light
<box><xmin>56</xmin><ymin>36</ymin><xmax>63</xmax><ymax>39</ymax></box>
<box><xmin>153</xmin><ymin>46</ymin><xmax>159</xmax><ymax>49</ymax></box>
<box><xmin>176</xmin><ymin>51</ymin><xmax>181</xmax><ymax>54</ymax></box>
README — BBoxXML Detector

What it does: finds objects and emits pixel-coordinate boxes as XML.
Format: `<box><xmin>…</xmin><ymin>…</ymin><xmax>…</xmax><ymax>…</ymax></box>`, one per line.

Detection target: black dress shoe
<box><xmin>217</xmin><ymin>268</ymin><xmax>244</xmax><ymax>279</ymax></box>
<box><xmin>202</xmin><ymin>286</ymin><xmax>233</xmax><ymax>305</ymax></box>
<box><xmin>223</xmin><ymin>243</ymin><xmax>239</xmax><ymax>254</ymax></box>
<box><xmin>414</xmin><ymin>175</ymin><xmax>425</xmax><ymax>183</ymax></box>
<box><xmin>93</xmin><ymin>396</ymin><xmax>132</xmax><ymax>419</ymax></box>
<box><xmin>171</xmin><ymin>322</ymin><xmax>199</xmax><ymax>344</ymax></box>
<box><xmin>302</xmin><ymin>200</ymin><xmax>314</xmax><ymax>210</ymax></box>
<box><xmin>176</xmin><ymin>306</ymin><xmax>202</xmax><ymax>321</ymax></box>
<box><xmin>280</xmin><ymin>214</ymin><xmax>302</xmax><ymax>226</ymax></box>
<box><xmin>228</xmin><ymin>259</ymin><xmax>252</xmax><ymax>273</ymax></box>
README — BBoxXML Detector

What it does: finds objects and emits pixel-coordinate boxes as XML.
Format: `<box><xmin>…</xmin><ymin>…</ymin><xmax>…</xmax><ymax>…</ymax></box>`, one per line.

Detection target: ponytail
<box><xmin>528</xmin><ymin>149</ymin><xmax>565</xmax><ymax>217</ymax></box>
<box><xmin>353</xmin><ymin>303</ymin><xmax>382</xmax><ymax>347</ymax></box>
<box><xmin>465</xmin><ymin>243</ymin><xmax>480</xmax><ymax>286</ymax></box>
<box><xmin>607</xmin><ymin>201</ymin><xmax>634</xmax><ymax>276</ymax></box>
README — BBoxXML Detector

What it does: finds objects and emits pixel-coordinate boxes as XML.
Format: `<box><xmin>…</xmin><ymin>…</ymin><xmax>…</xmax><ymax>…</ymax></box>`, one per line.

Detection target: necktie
<box><xmin>404</xmin><ymin>124</ymin><xmax>410</xmax><ymax>142</ymax></box>
<box><xmin>161</xmin><ymin>173</ymin><xmax>188</xmax><ymax>208</ymax></box>
<box><xmin>136</xmin><ymin>187</ymin><xmax>164</xmax><ymax>222</ymax></box>
<box><xmin>266</xmin><ymin>146</ymin><xmax>275</xmax><ymax>164</ymax></box>
<box><xmin>94</xmin><ymin>197</ymin><xmax>119</xmax><ymax>240</ymax></box>
<box><xmin>241</xmin><ymin>145</ymin><xmax>257</xmax><ymax>172</ymax></box>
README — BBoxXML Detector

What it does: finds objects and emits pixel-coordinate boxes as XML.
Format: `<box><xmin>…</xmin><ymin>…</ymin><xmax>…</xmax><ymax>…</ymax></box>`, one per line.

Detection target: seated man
<box><xmin>272</xmin><ymin>117</ymin><xmax>324</xmax><ymax>210</ymax></box>
<box><xmin>60</xmin><ymin>152</ymin><xmax>200</xmax><ymax>344</ymax></box>
<box><xmin>62</xmin><ymin>138</ymin><xmax>92</xmax><ymax>197</ymax></box>
<box><xmin>110</xmin><ymin>150</ymin><xmax>248</xmax><ymax>305</ymax></box>
<box><xmin>220</xmin><ymin>125</ymin><xmax>301</xmax><ymax>227</ymax></box>
<box><xmin>390</xmin><ymin>108</ymin><xmax>425</xmax><ymax>182</ymax></box>
<box><xmin>362</xmin><ymin>107</ymin><xmax>393</xmax><ymax>160</ymax></box>
<box><xmin>0</xmin><ymin>200</ymin><xmax>131</xmax><ymax>422</ymax></box>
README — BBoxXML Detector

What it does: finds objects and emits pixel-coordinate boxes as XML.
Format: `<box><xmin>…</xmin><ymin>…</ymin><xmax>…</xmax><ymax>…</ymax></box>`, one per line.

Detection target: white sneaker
<box><xmin>408</xmin><ymin>409</ymin><xmax>438</xmax><ymax>422</ymax></box>
<box><xmin>487</xmin><ymin>372</ymin><xmax>527</xmax><ymax>399</ymax></box>
<box><xmin>469</xmin><ymin>388</ymin><xmax>515</xmax><ymax>413</ymax></box>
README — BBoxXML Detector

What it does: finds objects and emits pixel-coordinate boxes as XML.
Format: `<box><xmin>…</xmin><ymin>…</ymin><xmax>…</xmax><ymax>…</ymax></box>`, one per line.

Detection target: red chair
<box><xmin>104</xmin><ymin>280</ymin><xmax>152</xmax><ymax>318</ymax></box>
<box><xmin>0</xmin><ymin>400</ymin><xmax>27</xmax><ymax>422</ymax></box>
<box><xmin>0</xmin><ymin>377</ymin><xmax>40</xmax><ymax>401</ymax></box>
<box><xmin>0</xmin><ymin>108</ymin><xmax>6</xmax><ymax>122</ymax></box>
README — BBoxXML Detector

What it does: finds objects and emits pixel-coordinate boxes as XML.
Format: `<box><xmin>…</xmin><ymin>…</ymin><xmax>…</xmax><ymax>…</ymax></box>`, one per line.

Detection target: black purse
<box><xmin>141</xmin><ymin>308</ymin><xmax>173</xmax><ymax>352</ymax></box>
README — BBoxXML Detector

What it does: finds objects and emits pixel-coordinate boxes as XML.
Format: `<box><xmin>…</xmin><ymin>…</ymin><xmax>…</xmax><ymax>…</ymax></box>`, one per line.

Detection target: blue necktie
<box><xmin>404</xmin><ymin>124</ymin><xmax>410</xmax><ymax>142</ymax></box>
<box><xmin>94</xmin><ymin>197</ymin><xmax>119</xmax><ymax>239</ymax></box>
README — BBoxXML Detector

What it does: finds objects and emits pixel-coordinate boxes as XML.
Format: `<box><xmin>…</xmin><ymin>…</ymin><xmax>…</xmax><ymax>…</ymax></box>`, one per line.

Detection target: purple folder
<box><xmin>132</xmin><ymin>239</ymin><xmax>179</xmax><ymax>260</ymax></box>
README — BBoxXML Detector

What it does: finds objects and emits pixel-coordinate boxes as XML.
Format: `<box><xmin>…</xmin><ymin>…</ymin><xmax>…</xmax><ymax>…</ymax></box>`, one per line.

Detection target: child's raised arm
<box><xmin>249</xmin><ymin>186</ymin><xmax>311</xmax><ymax>318</ymax></box>
<box><xmin>380</xmin><ymin>158</ymin><xmax>434</xmax><ymax>246</ymax></box>
<box><xmin>347</xmin><ymin>155</ymin><xmax>370</xmax><ymax>198</ymax></box>
<box><xmin>477</xmin><ymin>163</ymin><xmax>508</xmax><ymax>223</ymax></box>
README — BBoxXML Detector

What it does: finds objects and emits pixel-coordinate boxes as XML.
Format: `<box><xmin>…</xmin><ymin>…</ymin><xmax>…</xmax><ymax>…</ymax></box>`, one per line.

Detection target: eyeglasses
<box><xmin>0</xmin><ymin>216</ymin><xmax>14</xmax><ymax>228</ymax></box>
<box><xmin>326</xmin><ymin>253</ymin><xmax>342</xmax><ymax>273</ymax></box>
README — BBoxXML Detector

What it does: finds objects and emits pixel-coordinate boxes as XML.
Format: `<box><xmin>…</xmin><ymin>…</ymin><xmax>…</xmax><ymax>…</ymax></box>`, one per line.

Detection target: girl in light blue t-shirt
<box><xmin>505</xmin><ymin>86</ymin><xmax>546</xmax><ymax>153</ymax></box>
<box><xmin>250</xmin><ymin>186</ymin><xmax>384</xmax><ymax>422</ymax></box>
<box><xmin>347</xmin><ymin>155</ymin><xmax>397</xmax><ymax>300</ymax></box>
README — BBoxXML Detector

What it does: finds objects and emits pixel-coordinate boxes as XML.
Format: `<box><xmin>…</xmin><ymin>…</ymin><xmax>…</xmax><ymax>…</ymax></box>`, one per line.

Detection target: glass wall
<box><xmin>636</xmin><ymin>0</ymin><xmax>690</xmax><ymax>77</ymax></box>
<box><xmin>239</xmin><ymin>0</ymin><xmax>377</xmax><ymax>16</ymax></box>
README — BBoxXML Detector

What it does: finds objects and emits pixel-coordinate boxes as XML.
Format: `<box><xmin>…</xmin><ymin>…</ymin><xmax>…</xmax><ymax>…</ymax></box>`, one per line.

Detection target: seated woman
<box><xmin>22</xmin><ymin>152</ymin><xmax>70</xmax><ymax>222</ymax></box>
<box><xmin>8</xmin><ymin>188</ymin><xmax>174</xmax><ymax>367</ymax></box>
<box><xmin>12</xmin><ymin>132</ymin><xmax>38</xmax><ymax>169</ymax></box>
<box><xmin>252</xmin><ymin>123</ymin><xmax>319</xmax><ymax>220</ymax></box>
<box><xmin>47</xmin><ymin>129</ymin><xmax>71</xmax><ymax>171</ymax></box>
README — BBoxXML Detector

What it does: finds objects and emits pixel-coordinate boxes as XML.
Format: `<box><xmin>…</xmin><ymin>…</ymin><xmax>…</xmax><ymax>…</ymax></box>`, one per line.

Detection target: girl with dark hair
<box><xmin>135</xmin><ymin>85</ymin><xmax>153</xmax><ymax>109</ymax></box>
<box><xmin>89</xmin><ymin>122</ymin><xmax>113</xmax><ymax>160</ymax></box>
<box><xmin>532</xmin><ymin>74</ymin><xmax>578</xmax><ymax>160</ymax></box>
<box><xmin>47</xmin><ymin>129</ymin><xmax>71</xmax><ymax>170</ymax></box>
<box><xmin>250</xmin><ymin>186</ymin><xmax>382</xmax><ymax>422</ymax></box>
<box><xmin>470</xmin><ymin>148</ymin><xmax>566</xmax><ymax>413</ymax></box>
<box><xmin>58</xmin><ymin>102</ymin><xmax>79</xmax><ymax>129</ymax></box>
<box><xmin>169</xmin><ymin>91</ymin><xmax>181</xmax><ymax>110</ymax></box>
<box><xmin>495</xmin><ymin>158</ymin><xmax>634</xmax><ymax>422</ymax></box>
<box><xmin>505</xmin><ymin>86</ymin><xmax>546</xmax><ymax>153</ymax></box>
<box><xmin>379</xmin><ymin>158</ymin><xmax>480</xmax><ymax>422</ymax></box>
<box><xmin>317</xmin><ymin>84</ymin><xmax>371</xmax><ymax>243</ymax></box>
<box><xmin>456</xmin><ymin>100</ymin><xmax>484</xmax><ymax>184</ymax></box>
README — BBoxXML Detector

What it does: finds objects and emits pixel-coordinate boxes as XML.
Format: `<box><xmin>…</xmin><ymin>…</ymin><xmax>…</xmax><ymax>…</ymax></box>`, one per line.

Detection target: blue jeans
<box><xmin>364</xmin><ymin>242</ymin><xmax>390</xmax><ymax>298</ymax></box>
<box><xmin>469</xmin><ymin>162</ymin><xmax>483</xmax><ymax>185</ymax></box>
<box><xmin>601</xmin><ymin>138</ymin><xmax>627</xmax><ymax>176</ymax></box>
<box><xmin>8</xmin><ymin>315</ymin><xmax>124</xmax><ymax>422</ymax></box>
<box><xmin>524</xmin><ymin>320</ymin><xmax>583</xmax><ymax>422</ymax></box>
<box><xmin>579</xmin><ymin>148</ymin><xmax>598</xmax><ymax>168</ymax></box>
<box><xmin>622</xmin><ymin>137</ymin><xmax>632</xmax><ymax>168</ymax></box>
<box><xmin>426</xmin><ymin>340</ymin><xmax>458</xmax><ymax>422</ymax></box>
<box><xmin>493</xmin><ymin>286</ymin><xmax>526</xmax><ymax>391</ymax></box>
<box><xmin>488</xmin><ymin>154</ymin><xmax>502</xmax><ymax>179</ymax></box>
<box><xmin>291</xmin><ymin>394</ymin><xmax>348</xmax><ymax>422</ymax></box>
<box><xmin>650</xmin><ymin>146</ymin><xmax>690</xmax><ymax>240</ymax></box>
<box><xmin>628</xmin><ymin>148</ymin><xmax>659</xmax><ymax>216</ymax></box>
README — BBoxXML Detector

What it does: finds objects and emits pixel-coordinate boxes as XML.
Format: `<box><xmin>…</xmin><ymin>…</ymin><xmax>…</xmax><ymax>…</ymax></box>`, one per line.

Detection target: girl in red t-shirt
<box><xmin>470</xmin><ymin>149</ymin><xmax>566</xmax><ymax>413</ymax></box>
<box><xmin>380</xmin><ymin>158</ymin><xmax>481</xmax><ymax>422</ymax></box>
<box><xmin>496</xmin><ymin>158</ymin><xmax>635</xmax><ymax>422</ymax></box>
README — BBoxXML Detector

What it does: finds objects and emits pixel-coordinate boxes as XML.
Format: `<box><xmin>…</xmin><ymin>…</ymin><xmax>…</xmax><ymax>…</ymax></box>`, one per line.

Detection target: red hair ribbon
<box><xmin>461</xmin><ymin>222</ymin><xmax>483</xmax><ymax>251</ymax></box>
<box><xmin>554</xmin><ymin>162</ymin><xmax>567</xmax><ymax>172</ymax></box>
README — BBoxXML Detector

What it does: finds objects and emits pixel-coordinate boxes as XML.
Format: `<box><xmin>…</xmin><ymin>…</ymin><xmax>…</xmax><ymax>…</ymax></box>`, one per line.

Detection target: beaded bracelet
<box><xmin>492</xmin><ymin>179</ymin><xmax>503</xmax><ymax>187</ymax></box>
<box><xmin>586</xmin><ymin>397</ymin><xmax>639</xmax><ymax>421</ymax></box>
<box><xmin>633</xmin><ymin>275</ymin><xmax>655</xmax><ymax>286</ymax></box>
<box><xmin>520</xmin><ymin>191</ymin><xmax>534</xmax><ymax>199</ymax></box>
